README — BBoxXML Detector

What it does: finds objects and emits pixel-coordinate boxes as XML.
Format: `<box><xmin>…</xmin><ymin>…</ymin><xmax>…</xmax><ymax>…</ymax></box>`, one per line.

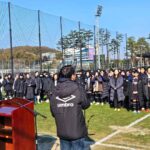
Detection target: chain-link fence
<box><xmin>0</xmin><ymin>1</ymin><xmax>130</xmax><ymax>75</ymax></box>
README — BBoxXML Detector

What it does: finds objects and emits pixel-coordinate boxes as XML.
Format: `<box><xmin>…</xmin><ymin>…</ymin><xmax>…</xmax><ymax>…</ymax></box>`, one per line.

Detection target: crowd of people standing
<box><xmin>0</xmin><ymin>71</ymin><xmax>57</xmax><ymax>103</ymax></box>
<box><xmin>83</xmin><ymin>67</ymin><xmax>150</xmax><ymax>113</ymax></box>
<box><xmin>0</xmin><ymin>66</ymin><xmax>150</xmax><ymax>113</ymax></box>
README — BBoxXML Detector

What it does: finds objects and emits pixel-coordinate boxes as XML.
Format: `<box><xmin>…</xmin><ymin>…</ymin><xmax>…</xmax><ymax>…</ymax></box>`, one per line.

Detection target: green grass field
<box><xmin>35</xmin><ymin>103</ymin><xmax>150</xmax><ymax>149</ymax></box>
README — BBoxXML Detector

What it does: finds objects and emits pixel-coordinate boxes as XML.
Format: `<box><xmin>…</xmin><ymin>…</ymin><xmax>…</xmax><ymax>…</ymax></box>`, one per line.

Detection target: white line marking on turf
<box><xmin>97</xmin><ymin>143</ymin><xmax>137</xmax><ymax>150</ymax></box>
<box><xmin>91</xmin><ymin>113</ymin><xmax>150</xmax><ymax>148</ymax></box>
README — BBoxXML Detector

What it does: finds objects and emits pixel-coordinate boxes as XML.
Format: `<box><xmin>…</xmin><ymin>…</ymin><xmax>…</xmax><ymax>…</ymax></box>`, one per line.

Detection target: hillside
<box><xmin>0</xmin><ymin>46</ymin><xmax>61</xmax><ymax>61</ymax></box>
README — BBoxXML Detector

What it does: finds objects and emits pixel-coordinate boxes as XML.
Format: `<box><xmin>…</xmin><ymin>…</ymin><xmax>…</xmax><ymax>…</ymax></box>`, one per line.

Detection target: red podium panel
<box><xmin>0</xmin><ymin>98</ymin><xmax>36</xmax><ymax>150</ymax></box>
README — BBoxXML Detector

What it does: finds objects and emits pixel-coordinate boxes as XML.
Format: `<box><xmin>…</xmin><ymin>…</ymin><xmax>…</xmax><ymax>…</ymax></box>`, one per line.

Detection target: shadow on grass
<box><xmin>38</xmin><ymin>135</ymin><xmax>95</xmax><ymax>150</ymax></box>
<box><xmin>85</xmin><ymin>136</ymin><xmax>95</xmax><ymax>150</ymax></box>
<box><xmin>38</xmin><ymin>135</ymin><xmax>57</xmax><ymax>150</ymax></box>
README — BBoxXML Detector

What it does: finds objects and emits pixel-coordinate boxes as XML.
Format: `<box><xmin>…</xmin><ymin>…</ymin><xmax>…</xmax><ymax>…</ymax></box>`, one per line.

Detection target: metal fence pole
<box><xmin>78</xmin><ymin>21</ymin><xmax>82</xmax><ymax>70</ymax></box>
<box><xmin>94</xmin><ymin>25</ymin><xmax>97</xmax><ymax>70</ymax></box>
<box><xmin>125</xmin><ymin>33</ymin><xmax>128</xmax><ymax>68</ymax></box>
<box><xmin>8</xmin><ymin>2</ymin><xmax>14</xmax><ymax>75</ymax></box>
<box><xmin>38</xmin><ymin>10</ymin><xmax>42</xmax><ymax>72</ymax></box>
<box><xmin>60</xmin><ymin>16</ymin><xmax>64</xmax><ymax>64</ymax></box>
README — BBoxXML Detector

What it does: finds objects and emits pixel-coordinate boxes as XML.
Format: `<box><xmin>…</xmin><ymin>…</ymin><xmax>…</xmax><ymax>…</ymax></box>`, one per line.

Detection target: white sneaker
<box><xmin>137</xmin><ymin>110</ymin><xmax>141</xmax><ymax>114</ymax></box>
<box><xmin>95</xmin><ymin>102</ymin><xmax>100</xmax><ymax>105</ymax></box>
<box><xmin>46</xmin><ymin>99</ymin><xmax>49</xmax><ymax>103</ymax></box>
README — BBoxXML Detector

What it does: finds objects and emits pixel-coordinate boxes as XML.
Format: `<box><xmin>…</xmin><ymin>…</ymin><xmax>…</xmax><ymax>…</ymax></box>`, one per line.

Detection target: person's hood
<box><xmin>54</xmin><ymin>78</ymin><xmax>78</xmax><ymax>98</ymax></box>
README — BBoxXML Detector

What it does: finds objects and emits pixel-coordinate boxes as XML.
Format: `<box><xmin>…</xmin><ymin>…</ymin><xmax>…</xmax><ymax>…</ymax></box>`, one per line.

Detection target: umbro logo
<box><xmin>56</xmin><ymin>95</ymin><xmax>76</xmax><ymax>103</ymax></box>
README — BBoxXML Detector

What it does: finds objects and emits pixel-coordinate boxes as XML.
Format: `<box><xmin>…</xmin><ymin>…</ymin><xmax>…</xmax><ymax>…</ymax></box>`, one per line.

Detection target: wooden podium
<box><xmin>0</xmin><ymin>98</ymin><xmax>36</xmax><ymax>150</ymax></box>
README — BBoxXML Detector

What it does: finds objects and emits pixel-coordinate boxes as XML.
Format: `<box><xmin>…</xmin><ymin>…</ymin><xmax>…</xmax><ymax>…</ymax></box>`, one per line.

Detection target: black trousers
<box><xmin>114</xmin><ymin>91</ymin><xmax>121</xmax><ymax>108</ymax></box>
<box><xmin>145</xmin><ymin>87</ymin><xmax>150</xmax><ymax>109</ymax></box>
<box><xmin>132</xmin><ymin>94</ymin><xmax>140</xmax><ymax>111</ymax></box>
<box><xmin>5</xmin><ymin>90</ymin><xmax>13</xmax><ymax>98</ymax></box>
<box><xmin>87</xmin><ymin>92</ymin><xmax>94</xmax><ymax>103</ymax></box>
<box><xmin>16</xmin><ymin>93</ymin><xmax>24</xmax><ymax>98</ymax></box>
<box><xmin>94</xmin><ymin>92</ymin><xmax>101</xmax><ymax>103</ymax></box>
<box><xmin>0</xmin><ymin>91</ymin><xmax>2</xmax><ymax>100</ymax></box>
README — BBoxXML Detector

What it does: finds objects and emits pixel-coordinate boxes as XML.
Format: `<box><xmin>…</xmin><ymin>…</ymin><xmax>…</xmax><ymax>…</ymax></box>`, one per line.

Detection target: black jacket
<box><xmin>42</xmin><ymin>77</ymin><xmax>54</xmax><ymax>94</ymax></box>
<box><xmin>15</xmin><ymin>78</ymin><xmax>25</xmax><ymax>94</ymax></box>
<box><xmin>50</xmin><ymin>78</ymin><xmax>90</xmax><ymax>140</ymax></box>
<box><xmin>3</xmin><ymin>79</ymin><xmax>13</xmax><ymax>91</ymax></box>
<box><xmin>142</xmin><ymin>74</ymin><xmax>150</xmax><ymax>99</ymax></box>
<box><xmin>34</xmin><ymin>76</ymin><xmax>43</xmax><ymax>95</ymax></box>
<box><xmin>85</xmin><ymin>76</ymin><xmax>93</xmax><ymax>92</ymax></box>
<box><xmin>128</xmin><ymin>78</ymin><xmax>143</xmax><ymax>103</ymax></box>
<box><xmin>24</xmin><ymin>78</ymin><xmax>36</xmax><ymax>100</ymax></box>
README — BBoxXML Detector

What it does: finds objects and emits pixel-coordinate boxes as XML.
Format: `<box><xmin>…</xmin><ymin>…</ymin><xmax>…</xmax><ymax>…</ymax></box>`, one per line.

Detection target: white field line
<box><xmin>110</xmin><ymin>142</ymin><xmax>150</xmax><ymax>149</ymax></box>
<box><xmin>96</xmin><ymin>143</ymin><xmax>137</xmax><ymax>150</ymax></box>
<box><xmin>91</xmin><ymin>113</ymin><xmax>150</xmax><ymax>148</ymax></box>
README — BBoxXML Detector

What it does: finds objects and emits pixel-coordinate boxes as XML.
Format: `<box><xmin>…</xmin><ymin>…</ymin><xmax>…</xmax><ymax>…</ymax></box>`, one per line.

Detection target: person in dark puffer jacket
<box><xmin>50</xmin><ymin>65</ymin><xmax>90</xmax><ymax>150</ymax></box>
<box><xmin>15</xmin><ymin>73</ymin><xmax>25</xmax><ymax>98</ymax></box>
<box><xmin>42</xmin><ymin>72</ymin><xmax>54</xmax><ymax>102</ymax></box>
<box><xmin>24</xmin><ymin>73</ymin><xmax>36</xmax><ymax>101</ymax></box>
<box><xmin>3</xmin><ymin>74</ymin><xmax>14</xmax><ymax>99</ymax></box>
<box><xmin>100</xmin><ymin>70</ymin><xmax>110</xmax><ymax>105</ymax></box>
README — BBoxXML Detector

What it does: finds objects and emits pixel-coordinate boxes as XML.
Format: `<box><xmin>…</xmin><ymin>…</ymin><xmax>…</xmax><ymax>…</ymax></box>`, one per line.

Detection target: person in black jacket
<box><xmin>142</xmin><ymin>67</ymin><xmax>150</xmax><ymax>112</ymax></box>
<box><xmin>129</xmin><ymin>70</ymin><xmax>143</xmax><ymax>113</ymax></box>
<box><xmin>100</xmin><ymin>70</ymin><xmax>110</xmax><ymax>105</ymax></box>
<box><xmin>0</xmin><ymin>75</ymin><xmax>3</xmax><ymax>100</ymax></box>
<box><xmin>76</xmin><ymin>70</ymin><xmax>86</xmax><ymax>88</ymax></box>
<box><xmin>15</xmin><ymin>73</ymin><xmax>25</xmax><ymax>98</ymax></box>
<box><xmin>139</xmin><ymin>67</ymin><xmax>147</xmax><ymax>110</ymax></box>
<box><xmin>24</xmin><ymin>73</ymin><xmax>36</xmax><ymax>101</ymax></box>
<box><xmin>50</xmin><ymin>65</ymin><xmax>90</xmax><ymax>150</ymax></box>
<box><xmin>13</xmin><ymin>73</ymin><xmax>19</xmax><ymax>97</ymax></box>
<box><xmin>34</xmin><ymin>71</ymin><xmax>43</xmax><ymax>103</ymax></box>
<box><xmin>85</xmin><ymin>71</ymin><xmax>94</xmax><ymax>104</ymax></box>
<box><xmin>110</xmin><ymin>69</ymin><xmax>125</xmax><ymax>111</ymax></box>
<box><xmin>42</xmin><ymin>72</ymin><xmax>53</xmax><ymax>102</ymax></box>
<box><xmin>123</xmin><ymin>70</ymin><xmax>132</xmax><ymax>110</ymax></box>
<box><xmin>53</xmin><ymin>73</ymin><xmax>58</xmax><ymax>87</ymax></box>
<box><xmin>3</xmin><ymin>74</ymin><xmax>14</xmax><ymax>99</ymax></box>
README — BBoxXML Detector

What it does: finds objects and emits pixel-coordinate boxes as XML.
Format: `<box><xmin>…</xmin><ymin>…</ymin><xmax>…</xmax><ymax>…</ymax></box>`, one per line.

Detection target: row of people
<box><xmin>0</xmin><ymin>67</ymin><xmax>150</xmax><ymax>113</ymax></box>
<box><xmin>80</xmin><ymin>67</ymin><xmax>150</xmax><ymax>113</ymax></box>
<box><xmin>0</xmin><ymin>71</ymin><xmax>57</xmax><ymax>103</ymax></box>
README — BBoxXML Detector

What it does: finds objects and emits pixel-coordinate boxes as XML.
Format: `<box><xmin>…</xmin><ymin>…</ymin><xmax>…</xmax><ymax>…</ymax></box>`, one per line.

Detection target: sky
<box><xmin>2</xmin><ymin>0</ymin><xmax>150</xmax><ymax>39</ymax></box>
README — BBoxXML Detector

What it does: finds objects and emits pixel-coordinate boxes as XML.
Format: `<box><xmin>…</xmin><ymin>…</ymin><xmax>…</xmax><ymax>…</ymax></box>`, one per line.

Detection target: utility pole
<box><xmin>95</xmin><ymin>5</ymin><xmax>102</xmax><ymax>69</ymax></box>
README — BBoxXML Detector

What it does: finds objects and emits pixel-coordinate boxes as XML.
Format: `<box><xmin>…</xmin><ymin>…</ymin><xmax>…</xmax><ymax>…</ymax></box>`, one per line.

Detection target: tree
<box><xmin>116</xmin><ymin>32</ymin><xmax>123</xmax><ymax>67</ymax></box>
<box><xmin>110</xmin><ymin>38</ymin><xmax>118</xmax><ymax>61</ymax></box>
<box><xmin>57</xmin><ymin>29</ymin><xmax>93</xmax><ymax>55</ymax></box>
<box><xmin>104</xmin><ymin>29</ymin><xmax>111</xmax><ymax>67</ymax></box>
<box><xmin>127</xmin><ymin>37</ymin><xmax>150</xmax><ymax>67</ymax></box>
<box><xmin>136</xmin><ymin>37</ymin><xmax>149</xmax><ymax>53</ymax></box>
<box><xmin>99</xmin><ymin>28</ymin><xmax>105</xmax><ymax>54</ymax></box>
<box><xmin>127</xmin><ymin>37</ymin><xmax>136</xmax><ymax>67</ymax></box>
<box><xmin>136</xmin><ymin>37</ymin><xmax>149</xmax><ymax>66</ymax></box>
